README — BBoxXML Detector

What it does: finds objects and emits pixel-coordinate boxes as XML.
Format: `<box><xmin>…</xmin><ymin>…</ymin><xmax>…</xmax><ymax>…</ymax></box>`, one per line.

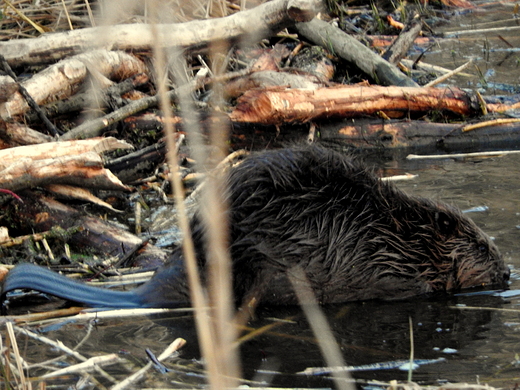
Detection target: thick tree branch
<box><xmin>0</xmin><ymin>0</ymin><xmax>320</xmax><ymax>67</ymax></box>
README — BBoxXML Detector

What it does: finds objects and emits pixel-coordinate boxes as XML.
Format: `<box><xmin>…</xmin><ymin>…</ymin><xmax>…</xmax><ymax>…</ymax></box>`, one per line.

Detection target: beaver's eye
<box><xmin>478</xmin><ymin>245</ymin><xmax>488</xmax><ymax>254</ymax></box>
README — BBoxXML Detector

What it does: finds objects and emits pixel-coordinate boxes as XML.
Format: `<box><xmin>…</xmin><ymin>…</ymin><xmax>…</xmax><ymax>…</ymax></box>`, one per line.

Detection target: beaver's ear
<box><xmin>434</xmin><ymin>211</ymin><xmax>459</xmax><ymax>236</ymax></box>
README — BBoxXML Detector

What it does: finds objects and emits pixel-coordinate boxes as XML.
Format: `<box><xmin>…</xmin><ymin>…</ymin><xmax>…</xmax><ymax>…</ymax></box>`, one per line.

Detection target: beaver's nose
<box><xmin>503</xmin><ymin>266</ymin><xmax>511</xmax><ymax>282</ymax></box>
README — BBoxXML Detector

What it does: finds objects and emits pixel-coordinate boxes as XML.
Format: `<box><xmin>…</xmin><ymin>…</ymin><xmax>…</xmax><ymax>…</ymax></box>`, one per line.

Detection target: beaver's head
<box><xmin>402</xmin><ymin>200</ymin><xmax>510</xmax><ymax>293</ymax></box>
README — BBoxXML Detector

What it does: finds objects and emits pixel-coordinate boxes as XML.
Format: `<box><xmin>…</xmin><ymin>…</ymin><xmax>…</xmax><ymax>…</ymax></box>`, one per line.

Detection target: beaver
<box><xmin>1</xmin><ymin>146</ymin><xmax>510</xmax><ymax>310</ymax></box>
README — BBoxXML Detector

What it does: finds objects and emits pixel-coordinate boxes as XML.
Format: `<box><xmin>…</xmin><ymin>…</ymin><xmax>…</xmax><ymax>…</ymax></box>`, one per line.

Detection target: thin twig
<box><xmin>407</xmin><ymin>150</ymin><xmax>520</xmax><ymax>159</ymax></box>
<box><xmin>111</xmin><ymin>338</ymin><xmax>186</xmax><ymax>390</ymax></box>
<box><xmin>287</xmin><ymin>266</ymin><xmax>355</xmax><ymax>390</ymax></box>
<box><xmin>423</xmin><ymin>59</ymin><xmax>473</xmax><ymax>87</ymax></box>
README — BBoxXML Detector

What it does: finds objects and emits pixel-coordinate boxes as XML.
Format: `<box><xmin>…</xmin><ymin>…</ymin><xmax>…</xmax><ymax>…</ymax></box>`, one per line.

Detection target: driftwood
<box><xmin>296</xmin><ymin>19</ymin><xmax>419</xmax><ymax>87</ymax></box>
<box><xmin>0</xmin><ymin>0</ymin><xmax>319</xmax><ymax>67</ymax></box>
<box><xmin>0</xmin><ymin>138</ymin><xmax>132</xmax><ymax>192</ymax></box>
<box><xmin>230</xmin><ymin>85</ymin><xmax>520</xmax><ymax>124</ymax></box>
<box><xmin>23</xmin><ymin>73</ymin><xmax>150</xmax><ymax>123</ymax></box>
<box><xmin>0</xmin><ymin>50</ymin><xmax>147</xmax><ymax>119</ymax></box>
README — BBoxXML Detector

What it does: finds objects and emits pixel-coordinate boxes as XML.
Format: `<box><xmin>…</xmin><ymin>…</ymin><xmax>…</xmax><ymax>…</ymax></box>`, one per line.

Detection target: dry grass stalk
<box><xmin>13</xmin><ymin>325</ymin><xmax>118</xmax><ymax>384</ymax></box>
<box><xmin>149</xmin><ymin>3</ymin><xmax>241</xmax><ymax>386</ymax></box>
<box><xmin>288</xmin><ymin>267</ymin><xmax>355</xmax><ymax>390</ymax></box>
<box><xmin>5</xmin><ymin>322</ymin><xmax>29</xmax><ymax>390</ymax></box>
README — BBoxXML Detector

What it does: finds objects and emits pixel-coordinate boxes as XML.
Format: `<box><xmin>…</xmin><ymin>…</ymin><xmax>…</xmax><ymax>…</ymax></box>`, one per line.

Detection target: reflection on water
<box><xmin>11</xmin><ymin>152</ymin><xmax>520</xmax><ymax>389</ymax></box>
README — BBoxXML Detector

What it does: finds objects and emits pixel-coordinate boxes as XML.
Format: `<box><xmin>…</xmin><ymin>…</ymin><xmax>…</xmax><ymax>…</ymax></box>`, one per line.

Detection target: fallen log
<box><xmin>318</xmin><ymin>118</ymin><xmax>520</xmax><ymax>151</ymax></box>
<box><xmin>0</xmin><ymin>0</ymin><xmax>319</xmax><ymax>67</ymax></box>
<box><xmin>23</xmin><ymin>73</ymin><xmax>150</xmax><ymax>123</ymax></box>
<box><xmin>0</xmin><ymin>138</ymin><xmax>132</xmax><ymax>192</ymax></box>
<box><xmin>0</xmin><ymin>122</ymin><xmax>53</xmax><ymax>148</ymax></box>
<box><xmin>0</xmin><ymin>137</ymin><xmax>131</xmax><ymax>171</ymax></box>
<box><xmin>0</xmin><ymin>153</ymin><xmax>129</xmax><ymax>192</ymax></box>
<box><xmin>0</xmin><ymin>50</ymin><xmax>147</xmax><ymax>119</ymax></box>
<box><xmin>296</xmin><ymin>19</ymin><xmax>418</xmax><ymax>87</ymax></box>
<box><xmin>382</xmin><ymin>17</ymin><xmax>423</xmax><ymax>65</ymax></box>
<box><xmin>230</xmin><ymin>85</ymin><xmax>520</xmax><ymax>124</ymax></box>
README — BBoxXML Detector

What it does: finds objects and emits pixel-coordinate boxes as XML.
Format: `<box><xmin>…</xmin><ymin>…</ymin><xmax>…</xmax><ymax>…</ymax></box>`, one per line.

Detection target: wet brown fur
<box><xmin>134</xmin><ymin>146</ymin><xmax>510</xmax><ymax>307</ymax></box>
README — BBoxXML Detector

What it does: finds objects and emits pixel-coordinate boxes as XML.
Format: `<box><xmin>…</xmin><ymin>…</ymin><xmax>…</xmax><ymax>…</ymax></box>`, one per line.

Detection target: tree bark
<box><xmin>230</xmin><ymin>85</ymin><xmax>481</xmax><ymax>124</ymax></box>
<box><xmin>318</xmin><ymin>118</ymin><xmax>520</xmax><ymax>151</ymax></box>
<box><xmin>296</xmin><ymin>19</ymin><xmax>418</xmax><ymax>87</ymax></box>
<box><xmin>0</xmin><ymin>0</ymin><xmax>319</xmax><ymax>67</ymax></box>
<box><xmin>0</xmin><ymin>51</ymin><xmax>147</xmax><ymax>119</ymax></box>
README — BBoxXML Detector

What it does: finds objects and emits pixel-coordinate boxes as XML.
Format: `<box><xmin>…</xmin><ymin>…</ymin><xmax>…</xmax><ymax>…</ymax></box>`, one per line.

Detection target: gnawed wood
<box><xmin>0</xmin><ymin>137</ymin><xmax>132</xmax><ymax>170</ymax></box>
<box><xmin>0</xmin><ymin>50</ymin><xmax>147</xmax><ymax>119</ymax></box>
<box><xmin>230</xmin><ymin>85</ymin><xmax>481</xmax><ymax>124</ymax></box>
<box><xmin>224</xmin><ymin>70</ymin><xmax>322</xmax><ymax>99</ymax></box>
<box><xmin>0</xmin><ymin>138</ymin><xmax>132</xmax><ymax>192</ymax></box>
<box><xmin>0</xmin><ymin>152</ymin><xmax>129</xmax><ymax>192</ymax></box>
<box><xmin>45</xmin><ymin>184</ymin><xmax>123</xmax><ymax>212</ymax></box>
<box><xmin>23</xmin><ymin>73</ymin><xmax>149</xmax><ymax>123</ymax></box>
<box><xmin>0</xmin><ymin>122</ymin><xmax>54</xmax><ymax>148</ymax></box>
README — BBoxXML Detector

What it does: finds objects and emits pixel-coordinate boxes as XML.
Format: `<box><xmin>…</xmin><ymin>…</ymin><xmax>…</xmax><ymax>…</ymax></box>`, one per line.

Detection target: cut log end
<box><xmin>287</xmin><ymin>0</ymin><xmax>319</xmax><ymax>22</ymax></box>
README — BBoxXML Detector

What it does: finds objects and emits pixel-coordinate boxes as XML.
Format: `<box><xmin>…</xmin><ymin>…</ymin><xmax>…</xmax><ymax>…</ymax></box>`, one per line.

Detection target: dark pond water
<box><xmin>11</xmin><ymin>151</ymin><xmax>520</xmax><ymax>389</ymax></box>
<box><xmin>418</xmin><ymin>0</ymin><xmax>520</xmax><ymax>94</ymax></box>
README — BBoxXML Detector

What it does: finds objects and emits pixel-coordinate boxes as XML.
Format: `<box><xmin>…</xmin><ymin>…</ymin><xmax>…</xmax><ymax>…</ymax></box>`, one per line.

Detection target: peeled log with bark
<box><xmin>0</xmin><ymin>153</ymin><xmax>130</xmax><ymax>192</ymax></box>
<box><xmin>0</xmin><ymin>122</ymin><xmax>53</xmax><ymax>148</ymax></box>
<box><xmin>0</xmin><ymin>137</ymin><xmax>131</xmax><ymax>170</ymax></box>
<box><xmin>0</xmin><ymin>138</ymin><xmax>132</xmax><ymax>192</ymax></box>
<box><xmin>230</xmin><ymin>85</ymin><xmax>494</xmax><ymax>124</ymax></box>
<box><xmin>0</xmin><ymin>50</ymin><xmax>147</xmax><ymax>119</ymax></box>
